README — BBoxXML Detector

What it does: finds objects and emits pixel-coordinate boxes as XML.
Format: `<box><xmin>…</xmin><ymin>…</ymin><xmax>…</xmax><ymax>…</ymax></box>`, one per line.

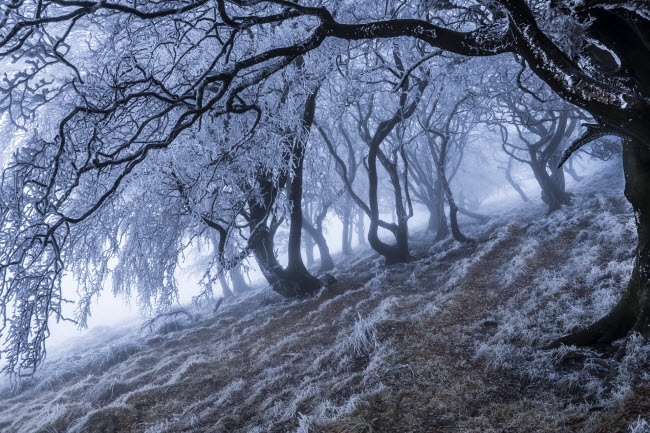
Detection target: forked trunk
<box><xmin>564</xmin><ymin>159</ymin><xmax>583</xmax><ymax>182</ymax></box>
<box><xmin>302</xmin><ymin>215</ymin><xmax>335</xmax><ymax>272</ymax></box>
<box><xmin>249</xmin><ymin>81</ymin><xmax>322</xmax><ymax>298</ymax></box>
<box><xmin>438</xmin><ymin>168</ymin><xmax>471</xmax><ymax>243</ymax></box>
<box><xmin>366</xmin><ymin>140</ymin><xmax>412</xmax><ymax>263</ymax></box>
<box><xmin>252</xmin><ymin>227</ymin><xmax>321</xmax><ymax>298</ymax></box>
<box><xmin>505</xmin><ymin>159</ymin><xmax>529</xmax><ymax>202</ymax></box>
<box><xmin>531</xmin><ymin>162</ymin><xmax>571</xmax><ymax>213</ymax></box>
<box><xmin>367</xmin><ymin>219</ymin><xmax>411</xmax><ymax>264</ymax></box>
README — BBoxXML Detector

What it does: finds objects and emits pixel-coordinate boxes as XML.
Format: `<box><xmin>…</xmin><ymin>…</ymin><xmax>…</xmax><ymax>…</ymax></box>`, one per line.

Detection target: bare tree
<box><xmin>0</xmin><ymin>0</ymin><xmax>648</xmax><ymax>375</ymax></box>
<box><xmin>504</xmin><ymin>156</ymin><xmax>530</xmax><ymax>202</ymax></box>
<box><xmin>496</xmin><ymin>95</ymin><xmax>581</xmax><ymax>212</ymax></box>
<box><xmin>322</xmin><ymin>47</ymin><xmax>428</xmax><ymax>263</ymax></box>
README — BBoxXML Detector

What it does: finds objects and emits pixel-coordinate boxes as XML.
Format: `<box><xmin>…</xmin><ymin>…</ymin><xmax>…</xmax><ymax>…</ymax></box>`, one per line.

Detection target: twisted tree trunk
<box><xmin>302</xmin><ymin>215</ymin><xmax>335</xmax><ymax>272</ymax></box>
<box><xmin>249</xmin><ymin>81</ymin><xmax>322</xmax><ymax>298</ymax></box>
<box><xmin>531</xmin><ymin>160</ymin><xmax>572</xmax><ymax>213</ymax></box>
<box><xmin>366</xmin><ymin>139</ymin><xmax>412</xmax><ymax>263</ymax></box>
<box><xmin>505</xmin><ymin>158</ymin><xmax>529</xmax><ymax>202</ymax></box>
<box><xmin>564</xmin><ymin>158</ymin><xmax>583</xmax><ymax>182</ymax></box>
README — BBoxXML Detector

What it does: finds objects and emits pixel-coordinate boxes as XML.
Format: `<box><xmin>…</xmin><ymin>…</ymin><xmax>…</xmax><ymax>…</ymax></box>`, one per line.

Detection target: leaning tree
<box><xmin>300</xmin><ymin>146</ymin><xmax>338</xmax><ymax>272</ymax></box>
<box><xmin>0</xmin><ymin>0</ymin><xmax>648</xmax><ymax>376</ymax></box>
<box><xmin>321</xmin><ymin>44</ymin><xmax>429</xmax><ymax>263</ymax></box>
<box><xmin>494</xmin><ymin>89</ymin><xmax>583</xmax><ymax>212</ymax></box>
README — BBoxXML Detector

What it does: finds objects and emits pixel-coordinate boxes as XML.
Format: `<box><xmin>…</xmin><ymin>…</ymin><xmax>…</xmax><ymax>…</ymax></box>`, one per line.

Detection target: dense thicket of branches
<box><xmin>0</xmin><ymin>0</ymin><xmax>648</xmax><ymax>377</ymax></box>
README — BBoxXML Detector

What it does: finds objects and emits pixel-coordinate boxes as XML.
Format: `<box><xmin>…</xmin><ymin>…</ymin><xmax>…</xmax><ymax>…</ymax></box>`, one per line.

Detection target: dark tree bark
<box><xmin>550</xmin><ymin>138</ymin><xmax>650</xmax><ymax>347</ymax></box>
<box><xmin>505</xmin><ymin>157</ymin><xmax>529</xmax><ymax>202</ymax></box>
<box><xmin>361</xmin><ymin>53</ymin><xmax>428</xmax><ymax>263</ymax></box>
<box><xmin>302</xmin><ymin>191</ymin><xmax>336</xmax><ymax>272</ymax></box>
<box><xmin>302</xmin><ymin>214</ymin><xmax>335</xmax><ymax>272</ymax></box>
<box><xmin>517</xmin><ymin>2</ymin><xmax>650</xmax><ymax>348</ymax></box>
<box><xmin>373</xmin><ymin>144</ymin><xmax>414</xmax><ymax>262</ymax></box>
<box><xmin>530</xmin><ymin>159</ymin><xmax>571</xmax><ymax>213</ymax></box>
<box><xmin>365</xmin><ymin>135</ymin><xmax>413</xmax><ymax>264</ymax></box>
<box><xmin>248</xmin><ymin>77</ymin><xmax>323</xmax><ymax>298</ymax></box>
<box><xmin>424</xmin><ymin>96</ymin><xmax>474</xmax><ymax>243</ymax></box>
<box><xmin>6</xmin><ymin>0</ymin><xmax>649</xmax><ymax>374</ymax></box>
<box><xmin>220</xmin><ymin>2</ymin><xmax>650</xmax><ymax>341</ymax></box>
<box><xmin>501</xmin><ymin>104</ymin><xmax>577</xmax><ymax>213</ymax></box>
<box><xmin>321</xmin><ymin>64</ymin><xmax>426</xmax><ymax>264</ymax></box>
<box><xmin>250</xmin><ymin>225</ymin><xmax>316</xmax><ymax>298</ymax></box>
<box><xmin>403</xmin><ymin>138</ymin><xmax>446</xmax><ymax>237</ymax></box>
<box><xmin>108</xmin><ymin>0</ymin><xmax>650</xmax><ymax>347</ymax></box>
<box><xmin>433</xmin><ymin>180</ymin><xmax>450</xmax><ymax>240</ymax></box>
<box><xmin>439</xmin><ymin>167</ymin><xmax>471</xmax><ymax>243</ymax></box>
<box><xmin>564</xmin><ymin>158</ymin><xmax>583</xmax><ymax>182</ymax></box>
<box><xmin>249</xmin><ymin>178</ymin><xmax>321</xmax><ymax>298</ymax></box>
<box><xmin>279</xmin><ymin>84</ymin><xmax>322</xmax><ymax>296</ymax></box>
<box><xmin>407</xmin><ymin>157</ymin><xmax>448</xmax><ymax>238</ymax></box>
<box><xmin>530</xmin><ymin>119</ymin><xmax>573</xmax><ymax>213</ymax></box>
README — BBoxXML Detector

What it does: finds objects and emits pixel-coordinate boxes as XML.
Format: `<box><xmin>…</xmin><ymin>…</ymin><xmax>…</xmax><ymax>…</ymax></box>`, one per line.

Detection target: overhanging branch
<box><xmin>558</xmin><ymin>122</ymin><xmax>623</xmax><ymax>167</ymax></box>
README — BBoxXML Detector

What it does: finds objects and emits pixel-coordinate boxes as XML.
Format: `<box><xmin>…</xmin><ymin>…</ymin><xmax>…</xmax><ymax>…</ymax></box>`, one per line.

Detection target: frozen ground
<box><xmin>0</xmin><ymin>160</ymin><xmax>649</xmax><ymax>433</ymax></box>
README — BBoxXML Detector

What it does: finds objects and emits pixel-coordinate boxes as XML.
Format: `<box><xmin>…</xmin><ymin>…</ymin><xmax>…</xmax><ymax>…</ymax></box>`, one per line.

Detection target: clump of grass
<box><xmin>629</xmin><ymin>416</ymin><xmax>650</xmax><ymax>433</ymax></box>
<box><xmin>346</xmin><ymin>314</ymin><xmax>378</xmax><ymax>357</ymax></box>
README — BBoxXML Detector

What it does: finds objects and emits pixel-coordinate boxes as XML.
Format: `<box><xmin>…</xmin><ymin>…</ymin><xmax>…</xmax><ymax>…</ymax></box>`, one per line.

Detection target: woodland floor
<box><xmin>0</xmin><ymin>161</ymin><xmax>649</xmax><ymax>433</ymax></box>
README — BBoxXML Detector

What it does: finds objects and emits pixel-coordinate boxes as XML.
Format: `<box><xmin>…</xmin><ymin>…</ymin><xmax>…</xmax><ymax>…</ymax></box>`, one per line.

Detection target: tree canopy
<box><xmin>0</xmin><ymin>0</ymin><xmax>648</xmax><ymax>377</ymax></box>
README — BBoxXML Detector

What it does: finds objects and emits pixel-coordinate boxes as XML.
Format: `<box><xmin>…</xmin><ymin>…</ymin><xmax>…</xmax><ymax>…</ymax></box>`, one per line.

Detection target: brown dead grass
<box><xmin>0</xmin><ymin>170</ymin><xmax>647</xmax><ymax>433</ymax></box>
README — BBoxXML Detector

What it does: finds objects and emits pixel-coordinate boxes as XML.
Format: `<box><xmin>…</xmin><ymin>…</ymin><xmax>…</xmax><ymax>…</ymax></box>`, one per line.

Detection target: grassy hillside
<box><xmin>1</xmin><ymin>161</ymin><xmax>648</xmax><ymax>433</ymax></box>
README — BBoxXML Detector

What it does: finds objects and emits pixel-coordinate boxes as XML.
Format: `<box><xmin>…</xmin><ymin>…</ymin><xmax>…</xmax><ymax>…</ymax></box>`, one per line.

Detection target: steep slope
<box><xmin>0</xmin><ymin>160</ymin><xmax>648</xmax><ymax>433</ymax></box>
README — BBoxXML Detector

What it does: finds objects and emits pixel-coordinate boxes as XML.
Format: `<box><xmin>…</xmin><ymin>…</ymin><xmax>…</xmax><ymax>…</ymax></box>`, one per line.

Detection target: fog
<box><xmin>1</xmin><ymin>1</ymin><xmax>648</xmax><ymax>431</ymax></box>
<box><xmin>45</xmin><ymin>150</ymin><xmax>585</xmax><ymax>355</ymax></box>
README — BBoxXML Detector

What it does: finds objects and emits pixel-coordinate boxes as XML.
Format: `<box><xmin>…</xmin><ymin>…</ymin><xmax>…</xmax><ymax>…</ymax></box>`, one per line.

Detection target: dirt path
<box><xmin>0</xmin><ymin>168</ymin><xmax>647</xmax><ymax>433</ymax></box>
